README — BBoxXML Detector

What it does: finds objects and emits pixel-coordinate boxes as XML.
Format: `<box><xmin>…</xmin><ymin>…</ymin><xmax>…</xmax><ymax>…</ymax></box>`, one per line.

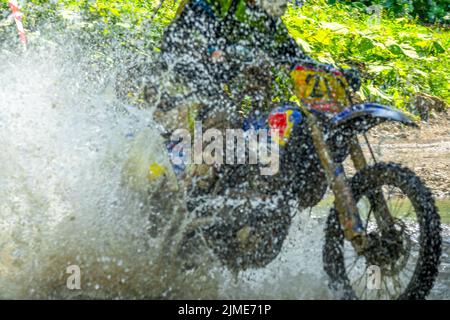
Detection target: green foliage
<box><xmin>17</xmin><ymin>0</ymin><xmax>179</xmax><ymax>52</ymax></box>
<box><xmin>284</xmin><ymin>0</ymin><xmax>449</xmax><ymax>110</ymax></box>
<box><xmin>1</xmin><ymin>0</ymin><xmax>448</xmax><ymax>112</ymax></box>
<box><xmin>328</xmin><ymin>0</ymin><xmax>450</xmax><ymax>24</ymax></box>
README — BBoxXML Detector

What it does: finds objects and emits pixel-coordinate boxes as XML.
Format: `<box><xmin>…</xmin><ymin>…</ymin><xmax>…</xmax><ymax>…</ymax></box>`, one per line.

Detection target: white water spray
<box><xmin>0</xmin><ymin>37</ymin><xmax>336</xmax><ymax>299</ymax></box>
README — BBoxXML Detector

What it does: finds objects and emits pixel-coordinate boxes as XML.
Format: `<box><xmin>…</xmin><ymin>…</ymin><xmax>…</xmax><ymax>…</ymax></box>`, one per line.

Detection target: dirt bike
<box><xmin>124</xmin><ymin>54</ymin><xmax>442</xmax><ymax>299</ymax></box>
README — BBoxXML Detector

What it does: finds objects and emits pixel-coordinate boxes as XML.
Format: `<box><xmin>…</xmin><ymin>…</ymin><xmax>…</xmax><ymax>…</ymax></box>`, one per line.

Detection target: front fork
<box><xmin>344</xmin><ymin>92</ymin><xmax>396</xmax><ymax>234</ymax></box>
<box><xmin>349</xmin><ymin>136</ymin><xmax>396</xmax><ymax>233</ymax></box>
<box><xmin>306</xmin><ymin>114</ymin><xmax>366</xmax><ymax>253</ymax></box>
<box><xmin>307</xmin><ymin>111</ymin><xmax>395</xmax><ymax>255</ymax></box>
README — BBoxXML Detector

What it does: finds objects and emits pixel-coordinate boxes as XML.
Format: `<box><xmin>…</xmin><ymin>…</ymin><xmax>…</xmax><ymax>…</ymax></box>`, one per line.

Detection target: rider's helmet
<box><xmin>251</xmin><ymin>0</ymin><xmax>289</xmax><ymax>17</ymax></box>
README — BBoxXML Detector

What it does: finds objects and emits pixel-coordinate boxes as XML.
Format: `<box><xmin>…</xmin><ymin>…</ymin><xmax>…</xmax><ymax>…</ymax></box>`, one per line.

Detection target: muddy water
<box><xmin>0</xmin><ymin>43</ymin><xmax>330</xmax><ymax>299</ymax></box>
<box><xmin>0</xmin><ymin>42</ymin><xmax>448</xmax><ymax>300</ymax></box>
<box><xmin>431</xmin><ymin>199</ymin><xmax>450</xmax><ymax>299</ymax></box>
<box><xmin>0</xmin><ymin>45</ymin><xmax>215</xmax><ymax>299</ymax></box>
<box><xmin>226</xmin><ymin>198</ymin><xmax>450</xmax><ymax>300</ymax></box>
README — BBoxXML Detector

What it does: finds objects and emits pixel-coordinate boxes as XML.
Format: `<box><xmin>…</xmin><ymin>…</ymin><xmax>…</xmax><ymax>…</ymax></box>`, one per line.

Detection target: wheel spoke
<box><xmin>346</xmin><ymin>255</ymin><xmax>362</xmax><ymax>273</ymax></box>
<box><xmin>362</xmin><ymin>286</ymin><xmax>368</xmax><ymax>299</ymax></box>
<box><xmin>400</xmin><ymin>264</ymin><xmax>415</xmax><ymax>284</ymax></box>
<box><xmin>351</xmin><ymin>266</ymin><xmax>368</xmax><ymax>289</ymax></box>
<box><xmin>375</xmin><ymin>285</ymin><xmax>382</xmax><ymax>300</ymax></box>
<box><xmin>364</xmin><ymin>205</ymin><xmax>373</xmax><ymax>235</ymax></box>
<box><xmin>404</xmin><ymin>264</ymin><xmax>416</xmax><ymax>274</ymax></box>
<box><xmin>394</xmin><ymin>274</ymin><xmax>404</xmax><ymax>293</ymax></box>
<box><xmin>383</xmin><ymin>277</ymin><xmax>395</xmax><ymax>300</ymax></box>
<box><xmin>386</xmin><ymin>185</ymin><xmax>394</xmax><ymax>201</ymax></box>
<box><xmin>402</xmin><ymin>203</ymin><xmax>414</xmax><ymax>220</ymax></box>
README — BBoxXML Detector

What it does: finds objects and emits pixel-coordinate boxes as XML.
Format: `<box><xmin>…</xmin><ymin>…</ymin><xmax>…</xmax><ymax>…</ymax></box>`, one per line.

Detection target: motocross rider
<box><xmin>152</xmin><ymin>0</ymin><xmax>361</xmax><ymax>134</ymax></box>
<box><xmin>131</xmin><ymin>0</ymin><xmax>359</xmax><ymax>269</ymax></box>
<box><xmin>146</xmin><ymin>0</ymin><xmax>361</xmax><ymax>193</ymax></box>
<box><xmin>135</xmin><ymin>0</ymin><xmax>361</xmax><ymax>237</ymax></box>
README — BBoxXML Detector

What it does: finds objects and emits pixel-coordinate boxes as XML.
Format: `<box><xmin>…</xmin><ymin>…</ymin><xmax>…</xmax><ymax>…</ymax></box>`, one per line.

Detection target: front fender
<box><xmin>331</xmin><ymin>103</ymin><xmax>417</xmax><ymax>134</ymax></box>
<box><xmin>326</xmin><ymin>103</ymin><xmax>417</xmax><ymax>163</ymax></box>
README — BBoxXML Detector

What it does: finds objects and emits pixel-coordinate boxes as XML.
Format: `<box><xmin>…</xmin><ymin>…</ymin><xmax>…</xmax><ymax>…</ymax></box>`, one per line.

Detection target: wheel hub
<box><xmin>364</xmin><ymin>229</ymin><xmax>405</xmax><ymax>268</ymax></box>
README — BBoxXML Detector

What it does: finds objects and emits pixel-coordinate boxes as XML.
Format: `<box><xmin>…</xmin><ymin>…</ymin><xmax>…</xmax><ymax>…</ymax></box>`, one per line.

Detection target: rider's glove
<box><xmin>209</xmin><ymin>48</ymin><xmax>225</xmax><ymax>63</ymax></box>
<box><xmin>342</xmin><ymin>68</ymin><xmax>362</xmax><ymax>92</ymax></box>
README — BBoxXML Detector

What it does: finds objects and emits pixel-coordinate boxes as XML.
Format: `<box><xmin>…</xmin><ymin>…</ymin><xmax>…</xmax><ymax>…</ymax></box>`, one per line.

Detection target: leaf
<box><xmin>400</xmin><ymin>44</ymin><xmax>420</xmax><ymax>59</ymax></box>
<box><xmin>116</xmin><ymin>22</ymin><xmax>131</xmax><ymax>29</ymax></box>
<box><xmin>367</xmin><ymin>65</ymin><xmax>393</xmax><ymax>74</ymax></box>
<box><xmin>313</xmin><ymin>28</ymin><xmax>332</xmax><ymax>45</ymax></box>
<box><xmin>351</xmin><ymin>2</ymin><xmax>368</xmax><ymax>11</ymax></box>
<box><xmin>385</xmin><ymin>39</ymin><xmax>404</xmax><ymax>55</ymax></box>
<box><xmin>415</xmin><ymin>40</ymin><xmax>431</xmax><ymax>48</ymax></box>
<box><xmin>294</xmin><ymin>14</ymin><xmax>316</xmax><ymax>23</ymax></box>
<box><xmin>373</xmin><ymin>41</ymin><xmax>387</xmax><ymax>50</ymax></box>
<box><xmin>433</xmin><ymin>41</ymin><xmax>445</xmax><ymax>54</ymax></box>
<box><xmin>366</xmin><ymin>84</ymin><xmax>393</xmax><ymax>102</ymax></box>
<box><xmin>356</xmin><ymin>90</ymin><xmax>366</xmax><ymax>102</ymax></box>
<box><xmin>358</xmin><ymin>37</ymin><xmax>375</xmax><ymax>52</ymax></box>
<box><xmin>295</xmin><ymin>37</ymin><xmax>312</xmax><ymax>53</ymax></box>
<box><xmin>416</xmin><ymin>33</ymin><xmax>433</xmax><ymax>40</ymax></box>
<box><xmin>109</xmin><ymin>7</ymin><xmax>120</xmax><ymax>17</ymax></box>
<box><xmin>316</xmin><ymin>52</ymin><xmax>336</xmax><ymax>65</ymax></box>
<box><xmin>412</xmin><ymin>69</ymin><xmax>427</xmax><ymax>77</ymax></box>
<box><xmin>320</xmin><ymin>22</ymin><xmax>349</xmax><ymax>34</ymax></box>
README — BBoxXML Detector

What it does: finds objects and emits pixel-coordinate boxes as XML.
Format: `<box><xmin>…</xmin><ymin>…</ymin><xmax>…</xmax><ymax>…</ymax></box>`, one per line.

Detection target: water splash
<box><xmin>0</xmin><ymin>33</ymin><xmax>337</xmax><ymax>299</ymax></box>
<box><xmin>0</xmin><ymin>40</ymin><xmax>203</xmax><ymax>298</ymax></box>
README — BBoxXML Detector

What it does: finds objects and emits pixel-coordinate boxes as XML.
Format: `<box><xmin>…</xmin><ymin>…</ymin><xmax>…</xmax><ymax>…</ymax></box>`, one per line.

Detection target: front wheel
<box><xmin>323</xmin><ymin>162</ymin><xmax>441</xmax><ymax>299</ymax></box>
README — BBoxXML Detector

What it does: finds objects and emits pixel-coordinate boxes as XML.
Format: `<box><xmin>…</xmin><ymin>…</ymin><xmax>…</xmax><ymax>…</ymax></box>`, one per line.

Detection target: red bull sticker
<box><xmin>268</xmin><ymin>108</ymin><xmax>301</xmax><ymax>146</ymax></box>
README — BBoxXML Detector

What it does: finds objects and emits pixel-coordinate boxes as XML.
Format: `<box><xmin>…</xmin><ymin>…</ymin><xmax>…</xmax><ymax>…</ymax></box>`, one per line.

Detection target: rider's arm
<box><xmin>268</xmin><ymin>19</ymin><xmax>336</xmax><ymax>72</ymax></box>
<box><xmin>156</xmin><ymin>1</ymin><xmax>222</xmax><ymax>114</ymax></box>
<box><xmin>267</xmin><ymin>19</ymin><xmax>361</xmax><ymax>90</ymax></box>
<box><xmin>262</xmin><ymin>18</ymin><xmax>361</xmax><ymax>91</ymax></box>
<box><xmin>160</xmin><ymin>1</ymin><xmax>220</xmax><ymax>55</ymax></box>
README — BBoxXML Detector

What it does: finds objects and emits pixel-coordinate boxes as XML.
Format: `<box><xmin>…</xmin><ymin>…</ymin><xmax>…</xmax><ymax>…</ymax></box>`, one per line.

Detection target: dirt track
<box><xmin>359</xmin><ymin>112</ymin><xmax>450</xmax><ymax>198</ymax></box>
